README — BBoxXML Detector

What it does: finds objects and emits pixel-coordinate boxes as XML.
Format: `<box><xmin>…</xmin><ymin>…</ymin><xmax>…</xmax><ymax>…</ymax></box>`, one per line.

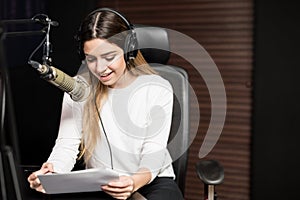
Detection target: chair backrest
<box><xmin>136</xmin><ymin>26</ymin><xmax>190</xmax><ymax>194</ymax></box>
<box><xmin>153</xmin><ymin>65</ymin><xmax>190</xmax><ymax>194</ymax></box>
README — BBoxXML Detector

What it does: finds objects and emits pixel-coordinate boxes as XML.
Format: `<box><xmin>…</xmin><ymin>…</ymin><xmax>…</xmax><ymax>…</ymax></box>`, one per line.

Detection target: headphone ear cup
<box><xmin>124</xmin><ymin>29</ymin><xmax>138</xmax><ymax>63</ymax></box>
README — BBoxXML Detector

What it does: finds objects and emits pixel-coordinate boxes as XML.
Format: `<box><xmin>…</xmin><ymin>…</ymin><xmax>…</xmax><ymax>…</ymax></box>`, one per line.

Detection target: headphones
<box><xmin>78</xmin><ymin>8</ymin><xmax>138</xmax><ymax>64</ymax></box>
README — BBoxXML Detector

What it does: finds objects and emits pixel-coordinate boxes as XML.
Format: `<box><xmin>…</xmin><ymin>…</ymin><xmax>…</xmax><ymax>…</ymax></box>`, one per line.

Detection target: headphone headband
<box><xmin>88</xmin><ymin>7</ymin><xmax>133</xmax><ymax>30</ymax></box>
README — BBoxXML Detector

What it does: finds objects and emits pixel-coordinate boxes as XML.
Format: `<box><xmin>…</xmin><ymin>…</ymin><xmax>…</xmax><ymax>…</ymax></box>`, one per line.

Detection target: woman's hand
<box><xmin>101</xmin><ymin>175</ymin><xmax>135</xmax><ymax>200</ymax></box>
<box><xmin>27</xmin><ymin>162</ymin><xmax>54</xmax><ymax>193</ymax></box>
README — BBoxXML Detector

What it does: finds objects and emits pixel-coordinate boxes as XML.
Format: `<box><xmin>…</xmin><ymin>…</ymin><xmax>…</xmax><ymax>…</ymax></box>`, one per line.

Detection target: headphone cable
<box><xmin>94</xmin><ymin>100</ymin><xmax>114</xmax><ymax>170</ymax></box>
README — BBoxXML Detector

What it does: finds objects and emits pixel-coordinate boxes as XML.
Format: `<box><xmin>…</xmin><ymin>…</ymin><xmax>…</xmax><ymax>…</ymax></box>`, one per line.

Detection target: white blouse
<box><xmin>47</xmin><ymin>74</ymin><xmax>175</xmax><ymax>182</ymax></box>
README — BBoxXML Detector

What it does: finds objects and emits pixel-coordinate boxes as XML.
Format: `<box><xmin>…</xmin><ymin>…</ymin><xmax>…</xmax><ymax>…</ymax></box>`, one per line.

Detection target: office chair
<box><xmin>136</xmin><ymin>25</ymin><xmax>190</xmax><ymax>195</ymax></box>
<box><xmin>137</xmin><ymin>26</ymin><xmax>224</xmax><ymax>200</ymax></box>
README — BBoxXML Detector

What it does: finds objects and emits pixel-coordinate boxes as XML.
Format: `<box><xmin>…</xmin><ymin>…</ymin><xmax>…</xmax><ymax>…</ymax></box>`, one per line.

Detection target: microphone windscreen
<box><xmin>50</xmin><ymin>67</ymin><xmax>75</xmax><ymax>93</ymax></box>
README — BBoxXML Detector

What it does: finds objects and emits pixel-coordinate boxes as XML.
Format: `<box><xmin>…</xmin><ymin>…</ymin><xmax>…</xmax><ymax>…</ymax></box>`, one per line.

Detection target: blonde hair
<box><xmin>80</xmin><ymin>51</ymin><xmax>156</xmax><ymax>162</ymax></box>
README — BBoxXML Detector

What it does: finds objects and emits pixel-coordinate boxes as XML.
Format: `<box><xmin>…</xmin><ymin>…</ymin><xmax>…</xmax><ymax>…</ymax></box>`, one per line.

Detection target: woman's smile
<box><xmin>83</xmin><ymin>38</ymin><xmax>129</xmax><ymax>88</ymax></box>
<box><xmin>99</xmin><ymin>70</ymin><xmax>113</xmax><ymax>81</ymax></box>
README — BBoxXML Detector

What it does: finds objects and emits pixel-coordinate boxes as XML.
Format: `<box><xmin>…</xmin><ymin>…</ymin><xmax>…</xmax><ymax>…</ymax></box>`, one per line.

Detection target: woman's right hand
<box><xmin>27</xmin><ymin>162</ymin><xmax>54</xmax><ymax>193</ymax></box>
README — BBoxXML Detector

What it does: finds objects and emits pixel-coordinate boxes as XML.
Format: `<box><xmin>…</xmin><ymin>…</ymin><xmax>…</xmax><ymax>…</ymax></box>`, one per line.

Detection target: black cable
<box><xmin>27</xmin><ymin>35</ymin><xmax>46</xmax><ymax>62</ymax></box>
<box><xmin>94</xmin><ymin>100</ymin><xmax>114</xmax><ymax>170</ymax></box>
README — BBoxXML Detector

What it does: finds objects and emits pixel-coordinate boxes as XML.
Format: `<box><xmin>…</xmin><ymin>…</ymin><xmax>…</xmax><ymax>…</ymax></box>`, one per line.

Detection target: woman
<box><xmin>28</xmin><ymin>8</ymin><xmax>183</xmax><ymax>200</ymax></box>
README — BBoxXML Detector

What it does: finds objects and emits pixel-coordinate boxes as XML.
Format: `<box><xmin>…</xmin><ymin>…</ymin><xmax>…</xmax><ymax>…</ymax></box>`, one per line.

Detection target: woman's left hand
<box><xmin>101</xmin><ymin>175</ymin><xmax>135</xmax><ymax>200</ymax></box>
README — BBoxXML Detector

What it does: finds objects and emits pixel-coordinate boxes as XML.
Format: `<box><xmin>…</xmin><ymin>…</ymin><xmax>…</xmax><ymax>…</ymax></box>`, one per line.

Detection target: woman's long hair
<box><xmin>76</xmin><ymin>9</ymin><xmax>156</xmax><ymax>162</ymax></box>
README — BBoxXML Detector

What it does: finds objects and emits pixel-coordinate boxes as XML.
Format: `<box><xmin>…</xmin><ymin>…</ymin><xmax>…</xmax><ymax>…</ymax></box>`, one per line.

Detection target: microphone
<box><xmin>28</xmin><ymin>60</ymin><xmax>90</xmax><ymax>102</ymax></box>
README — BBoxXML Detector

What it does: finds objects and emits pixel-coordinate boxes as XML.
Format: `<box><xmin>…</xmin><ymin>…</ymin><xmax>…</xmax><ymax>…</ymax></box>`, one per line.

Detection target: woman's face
<box><xmin>83</xmin><ymin>38</ymin><xmax>128</xmax><ymax>88</ymax></box>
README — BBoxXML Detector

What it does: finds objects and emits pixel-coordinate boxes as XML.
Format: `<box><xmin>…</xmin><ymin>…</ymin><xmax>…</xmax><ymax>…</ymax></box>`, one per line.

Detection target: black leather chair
<box><xmin>136</xmin><ymin>25</ymin><xmax>190</xmax><ymax>195</ymax></box>
<box><xmin>137</xmin><ymin>26</ymin><xmax>225</xmax><ymax>199</ymax></box>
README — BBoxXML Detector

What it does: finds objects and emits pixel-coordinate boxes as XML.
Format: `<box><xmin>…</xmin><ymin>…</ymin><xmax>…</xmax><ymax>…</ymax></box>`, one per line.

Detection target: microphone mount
<box><xmin>32</xmin><ymin>15</ymin><xmax>59</xmax><ymax>27</ymax></box>
<box><xmin>1</xmin><ymin>14</ymin><xmax>59</xmax><ymax>28</ymax></box>
<box><xmin>30</xmin><ymin>14</ymin><xmax>59</xmax><ymax>66</ymax></box>
<box><xmin>42</xmin><ymin>23</ymin><xmax>52</xmax><ymax>65</ymax></box>
<box><xmin>1</xmin><ymin>14</ymin><xmax>59</xmax><ymax>66</ymax></box>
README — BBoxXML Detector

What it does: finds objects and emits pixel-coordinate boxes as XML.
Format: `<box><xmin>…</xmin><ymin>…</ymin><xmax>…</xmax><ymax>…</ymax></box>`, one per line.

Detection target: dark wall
<box><xmin>1</xmin><ymin>0</ymin><xmax>98</xmax><ymax>199</ymax></box>
<box><xmin>2</xmin><ymin>0</ymin><xmax>97</xmax><ymax>166</ymax></box>
<box><xmin>252</xmin><ymin>1</ymin><xmax>300</xmax><ymax>199</ymax></box>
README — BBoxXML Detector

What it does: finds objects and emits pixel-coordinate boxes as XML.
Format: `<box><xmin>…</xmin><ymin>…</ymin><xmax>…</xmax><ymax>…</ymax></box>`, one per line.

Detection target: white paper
<box><xmin>37</xmin><ymin>168</ymin><xmax>119</xmax><ymax>194</ymax></box>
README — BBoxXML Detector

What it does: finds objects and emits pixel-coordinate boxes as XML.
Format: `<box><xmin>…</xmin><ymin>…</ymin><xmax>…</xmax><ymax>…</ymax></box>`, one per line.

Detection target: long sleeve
<box><xmin>46</xmin><ymin>94</ymin><xmax>83</xmax><ymax>173</ymax></box>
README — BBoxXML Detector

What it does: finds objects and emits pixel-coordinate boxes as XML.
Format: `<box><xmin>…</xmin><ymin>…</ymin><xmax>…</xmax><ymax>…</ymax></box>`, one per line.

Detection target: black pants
<box><xmin>138</xmin><ymin>177</ymin><xmax>184</xmax><ymax>200</ymax></box>
<box><xmin>42</xmin><ymin>177</ymin><xmax>184</xmax><ymax>200</ymax></box>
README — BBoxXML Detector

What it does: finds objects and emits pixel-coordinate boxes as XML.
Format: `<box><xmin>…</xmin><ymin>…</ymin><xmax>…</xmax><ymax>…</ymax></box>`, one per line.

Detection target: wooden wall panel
<box><xmin>97</xmin><ymin>1</ymin><xmax>253</xmax><ymax>199</ymax></box>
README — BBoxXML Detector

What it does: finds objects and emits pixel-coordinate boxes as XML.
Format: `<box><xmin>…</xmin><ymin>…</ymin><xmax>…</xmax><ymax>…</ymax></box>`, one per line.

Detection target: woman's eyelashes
<box><xmin>85</xmin><ymin>56</ymin><xmax>97</xmax><ymax>63</ymax></box>
<box><xmin>104</xmin><ymin>54</ymin><xmax>116</xmax><ymax>62</ymax></box>
<box><xmin>85</xmin><ymin>54</ymin><xmax>117</xmax><ymax>64</ymax></box>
